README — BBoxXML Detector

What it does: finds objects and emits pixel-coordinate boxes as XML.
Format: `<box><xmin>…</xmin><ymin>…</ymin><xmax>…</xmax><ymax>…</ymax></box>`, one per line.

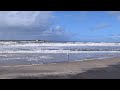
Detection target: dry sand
<box><xmin>0</xmin><ymin>57</ymin><xmax>120</xmax><ymax>79</ymax></box>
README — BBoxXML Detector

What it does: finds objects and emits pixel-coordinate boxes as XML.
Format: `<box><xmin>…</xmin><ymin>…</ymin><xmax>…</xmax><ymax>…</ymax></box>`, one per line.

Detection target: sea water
<box><xmin>0</xmin><ymin>41</ymin><xmax>120</xmax><ymax>65</ymax></box>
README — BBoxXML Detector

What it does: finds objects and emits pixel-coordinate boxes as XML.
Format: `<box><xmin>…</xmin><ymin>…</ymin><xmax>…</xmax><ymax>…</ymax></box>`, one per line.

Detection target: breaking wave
<box><xmin>0</xmin><ymin>41</ymin><xmax>120</xmax><ymax>53</ymax></box>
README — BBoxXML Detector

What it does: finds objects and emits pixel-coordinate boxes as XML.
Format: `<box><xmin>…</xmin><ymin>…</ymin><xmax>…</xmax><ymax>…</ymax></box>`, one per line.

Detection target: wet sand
<box><xmin>0</xmin><ymin>57</ymin><xmax>120</xmax><ymax>79</ymax></box>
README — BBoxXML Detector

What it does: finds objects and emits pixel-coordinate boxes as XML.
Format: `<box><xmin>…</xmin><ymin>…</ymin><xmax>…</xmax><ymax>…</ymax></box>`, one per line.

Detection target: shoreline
<box><xmin>1</xmin><ymin>56</ymin><xmax>118</xmax><ymax>68</ymax></box>
<box><xmin>0</xmin><ymin>57</ymin><xmax>120</xmax><ymax>79</ymax></box>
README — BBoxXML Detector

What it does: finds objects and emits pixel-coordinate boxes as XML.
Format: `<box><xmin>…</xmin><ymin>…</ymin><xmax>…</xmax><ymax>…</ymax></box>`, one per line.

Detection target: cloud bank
<box><xmin>0</xmin><ymin>11</ymin><xmax>71</xmax><ymax>41</ymax></box>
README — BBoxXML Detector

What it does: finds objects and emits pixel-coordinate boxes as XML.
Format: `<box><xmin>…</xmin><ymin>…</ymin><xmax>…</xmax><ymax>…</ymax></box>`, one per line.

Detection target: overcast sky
<box><xmin>0</xmin><ymin>11</ymin><xmax>120</xmax><ymax>42</ymax></box>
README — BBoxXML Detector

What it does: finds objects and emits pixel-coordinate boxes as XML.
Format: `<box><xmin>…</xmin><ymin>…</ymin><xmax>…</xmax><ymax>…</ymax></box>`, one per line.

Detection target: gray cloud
<box><xmin>108</xmin><ymin>11</ymin><xmax>120</xmax><ymax>15</ymax></box>
<box><xmin>110</xmin><ymin>34</ymin><xmax>120</xmax><ymax>38</ymax></box>
<box><xmin>90</xmin><ymin>23</ymin><xmax>111</xmax><ymax>31</ymax></box>
<box><xmin>108</xmin><ymin>11</ymin><xmax>120</xmax><ymax>20</ymax></box>
<box><xmin>36</xmin><ymin>25</ymin><xmax>73</xmax><ymax>41</ymax></box>
<box><xmin>107</xmin><ymin>34</ymin><xmax>120</xmax><ymax>42</ymax></box>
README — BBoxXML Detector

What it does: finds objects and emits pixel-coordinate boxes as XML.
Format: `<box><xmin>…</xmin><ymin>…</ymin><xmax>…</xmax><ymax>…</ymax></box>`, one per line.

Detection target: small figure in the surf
<box><xmin>67</xmin><ymin>51</ymin><xmax>70</xmax><ymax>61</ymax></box>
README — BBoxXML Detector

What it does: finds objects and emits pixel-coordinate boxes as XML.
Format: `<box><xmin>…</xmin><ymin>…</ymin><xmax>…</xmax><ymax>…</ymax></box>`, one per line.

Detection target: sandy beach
<box><xmin>0</xmin><ymin>57</ymin><xmax>120</xmax><ymax>79</ymax></box>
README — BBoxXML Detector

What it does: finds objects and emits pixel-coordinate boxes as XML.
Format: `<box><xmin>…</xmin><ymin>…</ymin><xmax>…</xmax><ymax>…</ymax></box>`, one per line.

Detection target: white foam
<box><xmin>9</xmin><ymin>43</ymin><xmax>120</xmax><ymax>47</ymax></box>
<box><xmin>1</xmin><ymin>42</ymin><xmax>120</xmax><ymax>46</ymax></box>
<box><xmin>0</xmin><ymin>50</ymin><xmax>120</xmax><ymax>53</ymax></box>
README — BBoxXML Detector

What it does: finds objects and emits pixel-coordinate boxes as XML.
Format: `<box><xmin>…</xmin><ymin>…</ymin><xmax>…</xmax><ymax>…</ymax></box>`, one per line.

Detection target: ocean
<box><xmin>0</xmin><ymin>41</ymin><xmax>120</xmax><ymax>66</ymax></box>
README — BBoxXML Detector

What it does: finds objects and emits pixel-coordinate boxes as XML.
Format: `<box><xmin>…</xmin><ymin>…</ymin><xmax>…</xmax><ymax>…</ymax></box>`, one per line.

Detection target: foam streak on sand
<box><xmin>1</xmin><ymin>64</ymin><xmax>43</xmax><ymax>67</ymax></box>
